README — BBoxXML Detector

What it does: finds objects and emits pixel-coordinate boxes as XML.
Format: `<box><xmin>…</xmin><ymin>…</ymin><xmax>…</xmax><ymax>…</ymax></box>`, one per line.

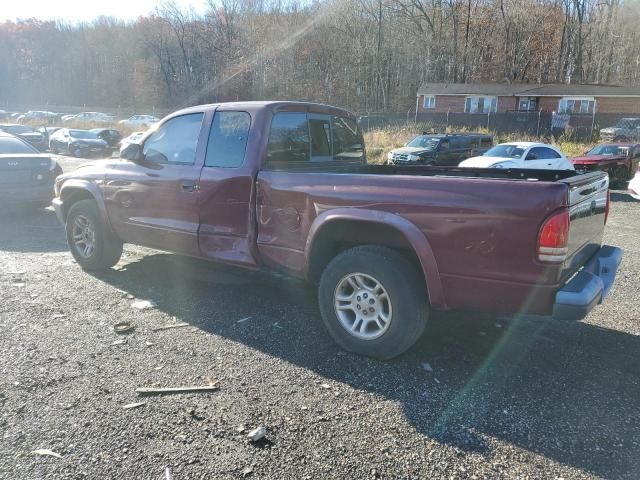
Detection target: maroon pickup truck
<box><xmin>52</xmin><ymin>101</ymin><xmax>622</xmax><ymax>359</ymax></box>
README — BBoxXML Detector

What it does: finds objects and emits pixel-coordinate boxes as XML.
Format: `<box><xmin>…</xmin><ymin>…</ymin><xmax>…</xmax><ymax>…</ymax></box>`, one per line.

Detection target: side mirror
<box><xmin>121</xmin><ymin>143</ymin><xmax>143</xmax><ymax>162</ymax></box>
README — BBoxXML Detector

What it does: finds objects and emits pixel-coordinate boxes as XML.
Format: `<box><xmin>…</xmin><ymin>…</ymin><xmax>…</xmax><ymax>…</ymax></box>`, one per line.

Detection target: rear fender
<box><xmin>304</xmin><ymin>208</ymin><xmax>446</xmax><ymax>309</ymax></box>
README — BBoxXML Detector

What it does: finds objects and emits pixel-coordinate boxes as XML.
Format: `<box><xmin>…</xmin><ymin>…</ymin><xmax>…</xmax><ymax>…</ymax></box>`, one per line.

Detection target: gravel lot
<box><xmin>1</xmin><ymin>157</ymin><xmax>639</xmax><ymax>479</ymax></box>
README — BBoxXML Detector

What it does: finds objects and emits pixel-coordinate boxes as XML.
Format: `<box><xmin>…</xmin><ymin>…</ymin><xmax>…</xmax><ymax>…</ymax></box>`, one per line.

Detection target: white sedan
<box><xmin>628</xmin><ymin>167</ymin><xmax>640</xmax><ymax>200</ymax></box>
<box><xmin>119</xmin><ymin>115</ymin><xmax>160</xmax><ymax>128</ymax></box>
<box><xmin>459</xmin><ymin>142</ymin><xmax>574</xmax><ymax>170</ymax></box>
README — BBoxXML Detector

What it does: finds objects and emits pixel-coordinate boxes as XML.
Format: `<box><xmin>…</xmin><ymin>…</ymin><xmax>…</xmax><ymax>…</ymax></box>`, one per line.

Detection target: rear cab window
<box><xmin>265</xmin><ymin>111</ymin><xmax>364</xmax><ymax>168</ymax></box>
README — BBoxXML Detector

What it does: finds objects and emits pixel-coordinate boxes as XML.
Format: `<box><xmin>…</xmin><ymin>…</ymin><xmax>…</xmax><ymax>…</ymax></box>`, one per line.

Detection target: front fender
<box><xmin>58</xmin><ymin>179</ymin><xmax>114</xmax><ymax>233</ymax></box>
<box><xmin>304</xmin><ymin>208</ymin><xmax>446</xmax><ymax>309</ymax></box>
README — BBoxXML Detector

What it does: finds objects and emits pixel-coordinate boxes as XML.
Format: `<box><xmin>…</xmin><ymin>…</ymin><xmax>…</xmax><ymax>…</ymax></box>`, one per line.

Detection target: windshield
<box><xmin>1</xmin><ymin>125</ymin><xmax>32</xmax><ymax>134</ymax></box>
<box><xmin>0</xmin><ymin>136</ymin><xmax>38</xmax><ymax>154</ymax></box>
<box><xmin>69</xmin><ymin>130</ymin><xmax>99</xmax><ymax>139</ymax></box>
<box><xmin>406</xmin><ymin>136</ymin><xmax>440</xmax><ymax>150</ymax></box>
<box><xmin>483</xmin><ymin>144</ymin><xmax>525</xmax><ymax>158</ymax></box>
<box><xmin>588</xmin><ymin>145</ymin><xmax>623</xmax><ymax>156</ymax></box>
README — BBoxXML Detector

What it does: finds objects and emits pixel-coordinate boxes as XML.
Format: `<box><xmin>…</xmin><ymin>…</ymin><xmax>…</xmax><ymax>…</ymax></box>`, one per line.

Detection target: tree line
<box><xmin>1</xmin><ymin>0</ymin><xmax>638</xmax><ymax>114</ymax></box>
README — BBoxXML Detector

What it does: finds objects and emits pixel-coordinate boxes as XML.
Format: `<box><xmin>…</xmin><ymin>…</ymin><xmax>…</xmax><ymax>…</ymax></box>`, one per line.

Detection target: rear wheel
<box><xmin>65</xmin><ymin>199</ymin><xmax>123</xmax><ymax>270</ymax></box>
<box><xmin>318</xmin><ymin>245</ymin><xmax>428</xmax><ymax>359</ymax></box>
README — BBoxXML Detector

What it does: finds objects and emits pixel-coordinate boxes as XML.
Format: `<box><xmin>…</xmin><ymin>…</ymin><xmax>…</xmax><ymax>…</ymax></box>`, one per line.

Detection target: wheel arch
<box><xmin>304</xmin><ymin>208</ymin><xmax>446</xmax><ymax>309</ymax></box>
<box><xmin>59</xmin><ymin>181</ymin><xmax>116</xmax><ymax>237</ymax></box>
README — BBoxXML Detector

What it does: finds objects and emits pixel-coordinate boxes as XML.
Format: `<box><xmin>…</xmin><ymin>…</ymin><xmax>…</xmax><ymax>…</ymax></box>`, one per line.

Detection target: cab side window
<box><xmin>205</xmin><ymin>111</ymin><xmax>251</xmax><ymax>168</ymax></box>
<box><xmin>332</xmin><ymin>116</ymin><xmax>364</xmax><ymax>162</ymax></box>
<box><xmin>143</xmin><ymin>113</ymin><xmax>204</xmax><ymax>165</ymax></box>
<box><xmin>266</xmin><ymin>112</ymin><xmax>310</xmax><ymax>165</ymax></box>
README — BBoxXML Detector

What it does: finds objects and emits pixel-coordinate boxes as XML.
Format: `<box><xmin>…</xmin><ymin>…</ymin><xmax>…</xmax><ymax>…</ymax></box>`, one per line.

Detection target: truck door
<box><xmin>196</xmin><ymin>110</ymin><xmax>257</xmax><ymax>266</ymax></box>
<box><xmin>104</xmin><ymin>112</ymin><xmax>205</xmax><ymax>255</ymax></box>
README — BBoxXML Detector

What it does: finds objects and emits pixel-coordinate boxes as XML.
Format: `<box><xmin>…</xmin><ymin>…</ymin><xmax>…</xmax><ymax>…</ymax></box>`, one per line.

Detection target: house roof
<box><xmin>417</xmin><ymin>83</ymin><xmax>640</xmax><ymax>97</ymax></box>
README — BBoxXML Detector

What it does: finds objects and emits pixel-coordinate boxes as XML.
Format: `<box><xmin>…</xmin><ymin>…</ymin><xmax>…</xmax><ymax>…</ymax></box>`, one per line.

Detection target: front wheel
<box><xmin>318</xmin><ymin>245</ymin><xmax>428</xmax><ymax>359</ymax></box>
<box><xmin>65</xmin><ymin>199</ymin><xmax>123</xmax><ymax>270</ymax></box>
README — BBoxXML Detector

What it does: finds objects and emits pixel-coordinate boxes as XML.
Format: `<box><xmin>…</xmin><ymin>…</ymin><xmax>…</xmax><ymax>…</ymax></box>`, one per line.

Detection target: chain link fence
<box><xmin>356</xmin><ymin>111</ymin><xmax>638</xmax><ymax>142</ymax></box>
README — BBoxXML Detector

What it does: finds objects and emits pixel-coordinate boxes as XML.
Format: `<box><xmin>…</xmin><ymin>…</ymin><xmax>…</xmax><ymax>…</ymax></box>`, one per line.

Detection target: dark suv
<box><xmin>386</xmin><ymin>133</ymin><xmax>493</xmax><ymax>166</ymax></box>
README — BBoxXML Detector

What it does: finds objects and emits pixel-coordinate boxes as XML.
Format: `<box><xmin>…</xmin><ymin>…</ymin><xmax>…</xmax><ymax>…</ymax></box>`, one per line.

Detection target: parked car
<box><xmin>118</xmin><ymin>115</ymin><xmax>160</xmax><ymax>128</ymax></box>
<box><xmin>51</xmin><ymin>101</ymin><xmax>622</xmax><ymax>359</ymax></box>
<box><xmin>628</xmin><ymin>165</ymin><xmax>640</xmax><ymax>200</ymax></box>
<box><xmin>17</xmin><ymin>110</ymin><xmax>58</xmax><ymax>124</ymax></box>
<box><xmin>49</xmin><ymin>128</ymin><xmax>111</xmax><ymax>158</ymax></box>
<box><xmin>599</xmin><ymin>118</ymin><xmax>640</xmax><ymax>142</ymax></box>
<box><xmin>387</xmin><ymin>133</ymin><xmax>493</xmax><ymax>166</ymax></box>
<box><xmin>63</xmin><ymin>112</ymin><xmax>115</xmax><ymax>125</ymax></box>
<box><xmin>571</xmin><ymin>143</ymin><xmax>640</xmax><ymax>187</ymax></box>
<box><xmin>119</xmin><ymin>131</ymin><xmax>146</xmax><ymax>154</ymax></box>
<box><xmin>0</xmin><ymin>123</ymin><xmax>48</xmax><ymax>151</ymax></box>
<box><xmin>459</xmin><ymin>142</ymin><xmax>574</xmax><ymax>170</ymax></box>
<box><xmin>0</xmin><ymin>131</ymin><xmax>61</xmax><ymax>208</ymax></box>
<box><xmin>91</xmin><ymin>128</ymin><xmax>122</xmax><ymax>148</ymax></box>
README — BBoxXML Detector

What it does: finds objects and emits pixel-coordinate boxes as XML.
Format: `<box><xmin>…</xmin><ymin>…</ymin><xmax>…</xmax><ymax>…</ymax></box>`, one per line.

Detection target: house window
<box><xmin>558</xmin><ymin>97</ymin><xmax>595</xmax><ymax>114</ymax></box>
<box><xmin>423</xmin><ymin>96</ymin><xmax>435</xmax><ymax>109</ymax></box>
<box><xmin>464</xmin><ymin>96</ymin><xmax>498</xmax><ymax>113</ymax></box>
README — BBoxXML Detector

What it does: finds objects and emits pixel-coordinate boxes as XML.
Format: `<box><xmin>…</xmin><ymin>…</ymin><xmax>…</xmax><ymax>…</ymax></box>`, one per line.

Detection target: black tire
<box><xmin>65</xmin><ymin>199</ymin><xmax>123</xmax><ymax>270</ymax></box>
<box><xmin>318</xmin><ymin>245</ymin><xmax>428</xmax><ymax>360</ymax></box>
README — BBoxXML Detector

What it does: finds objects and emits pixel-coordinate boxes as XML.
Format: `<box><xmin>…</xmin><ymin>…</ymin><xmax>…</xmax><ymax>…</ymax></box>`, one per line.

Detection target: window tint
<box><xmin>480</xmin><ymin>137</ymin><xmax>493</xmax><ymax>148</ymax></box>
<box><xmin>205</xmin><ymin>111</ymin><xmax>250</xmax><ymax>168</ymax></box>
<box><xmin>450</xmin><ymin>137</ymin><xmax>468</xmax><ymax>149</ymax></box>
<box><xmin>528</xmin><ymin>147</ymin><xmax>561</xmax><ymax>159</ymax></box>
<box><xmin>332</xmin><ymin>116</ymin><xmax>364</xmax><ymax>161</ymax></box>
<box><xmin>0</xmin><ymin>136</ymin><xmax>38</xmax><ymax>154</ymax></box>
<box><xmin>143</xmin><ymin>113</ymin><xmax>203</xmax><ymax>164</ymax></box>
<box><xmin>309</xmin><ymin>118</ymin><xmax>331</xmax><ymax>160</ymax></box>
<box><xmin>266</xmin><ymin>112</ymin><xmax>309</xmax><ymax>164</ymax></box>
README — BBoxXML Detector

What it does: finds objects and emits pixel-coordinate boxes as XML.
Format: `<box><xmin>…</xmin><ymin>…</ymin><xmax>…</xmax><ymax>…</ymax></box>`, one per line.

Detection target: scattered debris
<box><xmin>321</xmin><ymin>383</ymin><xmax>331</xmax><ymax>389</ymax></box>
<box><xmin>247</xmin><ymin>426</ymin><xmax>266</xmax><ymax>442</ymax></box>
<box><xmin>236</xmin><ymin>316</ymin><xmax>252</xmax><ymax>324</ymax></box>
<box><xmin>12</xmin><ymin>283</ymin><xmax>26</xmax><ymax>288</ymax></box>
<box><xmin>114</xmin><ymin>322</ymin><xmax>135</xmax><ymax>334</ymax></box>
<box><xmin>51</xmin><ymin>314</ymin><xmax>66</xmax><ymax>320</ymax></box>
<box><xmin>122</xmin><ymin>402</ymin><xmax>146</xmax><ymax>410</ymax></box>
<box><xmin>165</xmin><ymin>467</ymin><xmax>172</xmax><ymax>480</ymax></box>
<box><xmin>145</xmin><ymin>341</ymin><xmax>155</xmax><ymax>347</ymax></box>
<box><xmin>433</xmin><ymin>377</ymin><xmax>441</xmax><ymax>384</ymax></box>
<box><xmin>237</xmin><ymin>425</ymin><xmax>246</xmax><ymax>433</ymax></box>
<box><xmin>110</xmin><ymin>339</ymin><xmax>128</xmax><ymax>346</ymax></box>
<box><xmin>32</xmin><ymin>449</ymin><xmax>62</xmax><ymax>458</ymax></box>
<box><xmin>242</xmin><ymin>466</ymin><xmax>254</xmax><ymax>476</ymax></box>
<box><xmin>131</xmin><ymin>299</ymin><xmax>156</xmax><ymax>310</ymax></box>
<box><xmin>495</xmin><ymin>323</ymin><xmax>503</xmax><ymax>328</ymax></box>
<box><xmin>272</xmin><ymin>322</ymin><xmax>283</xmax><ymax>329</ymax></box>
<box><xmin>126</xmin><ymin>293</ymin><xmax>134</xmax><ymax>299</ymax></box>
<box><xmin>135</xmin><ymin>382</ymin><xmax>220</xmax><ymax>396</ymax></box>
<box><xmin>421</xmin><ymin>362</ymin><xmax>433</xmax><ymax>372</ymax></box>
<box><xmin>153</xmin><ymin>364</ymin><xmax>164</xmax><ymax>371</ymax></box>
<box><xmin>151</xmin><ymin>322</ymin><xmax>191</xmax><ymax>332</ymax></box>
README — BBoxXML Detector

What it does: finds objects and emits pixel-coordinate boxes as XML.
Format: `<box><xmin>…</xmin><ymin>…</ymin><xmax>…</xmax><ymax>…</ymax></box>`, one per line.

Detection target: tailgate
<box><xmin>561</xmin><ymin>171</ymin><xmax>609</xmax><ymax>280</ymax></box>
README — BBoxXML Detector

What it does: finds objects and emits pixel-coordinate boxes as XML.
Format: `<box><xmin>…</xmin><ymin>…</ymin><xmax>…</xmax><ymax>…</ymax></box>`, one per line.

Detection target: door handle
<box><xmin>181</xmin><ymin>181</ymin><xmax>199</xmax><ymax>192</ymax></box>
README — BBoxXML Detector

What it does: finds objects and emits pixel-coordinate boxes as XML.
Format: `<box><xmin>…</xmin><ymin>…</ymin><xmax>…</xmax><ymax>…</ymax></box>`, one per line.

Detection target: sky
<box><xmin>0</xmin><ymin>0</ymin><xmax>208</xmax><ymax>23</ymax></box>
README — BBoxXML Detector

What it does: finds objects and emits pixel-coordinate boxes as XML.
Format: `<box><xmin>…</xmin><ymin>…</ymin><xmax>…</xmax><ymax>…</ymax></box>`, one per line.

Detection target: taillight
<box><xmin>537</xmin><ymin>209</ymin><xmax>570</xmax><ymax>262</ymax></box>
<box><xmin>604</xmin><ymin>189</ymin><xmax>611</xmax><ymax>225</ymax></box>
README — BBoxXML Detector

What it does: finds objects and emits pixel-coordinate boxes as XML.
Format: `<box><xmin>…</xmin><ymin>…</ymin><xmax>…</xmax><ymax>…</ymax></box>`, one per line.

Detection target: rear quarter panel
<box><xmin>257</xmin><ymin>170</ymin><xmax>570</xmax><ymax>313</ymax></box>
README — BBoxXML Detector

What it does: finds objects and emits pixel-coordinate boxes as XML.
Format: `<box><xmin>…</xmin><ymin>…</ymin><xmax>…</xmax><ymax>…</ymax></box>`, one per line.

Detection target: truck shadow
<box><xmin>92</xmin><ymin>252</ymin><xmax>640</xmax><ymax>479</ymax></box>
<box><xmin>0</xmin><ymin>207</ymin><xmax>68</xmax><ymax>253</ymax></box>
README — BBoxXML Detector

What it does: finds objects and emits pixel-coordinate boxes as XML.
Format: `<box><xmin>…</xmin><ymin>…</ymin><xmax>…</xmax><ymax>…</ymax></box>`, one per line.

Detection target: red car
<box><xmin>572</xmin><ymin>143</ymin><xmax>640</xmax><ymax>186</ymax></box>
<box><xmin>52</xmin><ymin>101</ymin><xmax>621</xmax><ymax>359</ymax></box>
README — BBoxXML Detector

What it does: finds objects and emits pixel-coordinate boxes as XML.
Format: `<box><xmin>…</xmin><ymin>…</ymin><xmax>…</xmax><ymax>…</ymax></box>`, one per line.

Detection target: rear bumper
<box><xmin>552</xmin><ymin>245</ymin><xmax>622</xmax><ymax>320</ymax></box>
<box><xmin>0</xmin><ymin>184</ymin><xmax>54</xmax><ymax>206</ymax></box>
